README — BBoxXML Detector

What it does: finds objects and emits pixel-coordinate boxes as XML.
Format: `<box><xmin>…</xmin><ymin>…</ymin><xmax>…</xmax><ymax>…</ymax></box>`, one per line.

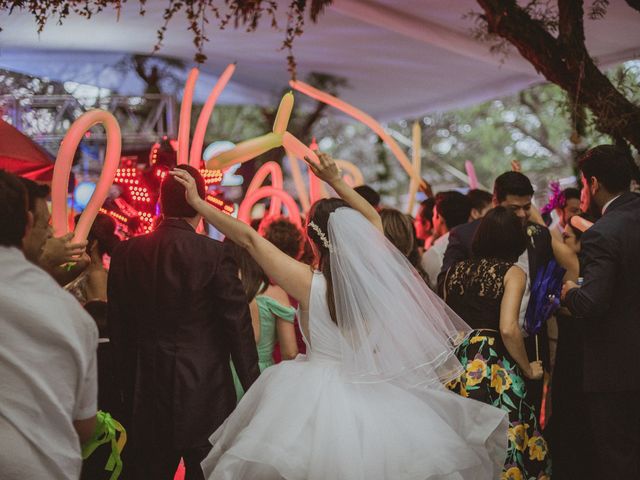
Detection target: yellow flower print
<box><xmin>501</xmin><ymin>466</ymin><xmax>523</xmax><ymax>480</ymax></box>
<box><xmin>507</xmin><ymin>423</ymin><xmax>529</xmax><ymax>452</ymax></box>
<box><xmin>490</xmin><ymin>363</ymin><xmax>512</xmax><ymax>394</ymax></box>
<box><xmin>527</xmin><ymin>433</ymin><xmax>548</xmax><ymax>461</ymax></box>
<box><xmin>465</xmin><ymin>357</ymin><xmax>488</xmax><ymax>386</ymax></box>
<box><xmin>458</xmin><ymin>381</ymin><xmax>468</xmax><ymax>397</ymax></box>
<box><xmin>446</xmin><ymin>376</ymin><xmax>461</xmax><ymax>391</ymax></box>
<box><xmin>469</xmin><ymin>335</ymin><xmax>495</xmax><ymax>346</ymax></box>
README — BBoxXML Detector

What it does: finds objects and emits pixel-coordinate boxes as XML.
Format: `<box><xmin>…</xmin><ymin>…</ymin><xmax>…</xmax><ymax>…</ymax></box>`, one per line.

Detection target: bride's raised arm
<box><xmin>169</xmin><ymin>169</ymin><xmax>313</xmax><ymax>308</ymax></box>
<box><xmin>304</xmin><ymin>153</ymin><xmax>383</xmax><ymax>233</ymax></box>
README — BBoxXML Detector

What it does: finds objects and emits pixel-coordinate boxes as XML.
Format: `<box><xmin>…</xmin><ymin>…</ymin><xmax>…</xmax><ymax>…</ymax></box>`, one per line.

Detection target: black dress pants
<box><xmin>585</xmin><ymin>390</ymin><xmax>640</xmax><ymax>479</ymax></box>
<box><xmin>126</xmin><ymin>443</ymin><xmax>211</xmax><ymax>480</ymax></box>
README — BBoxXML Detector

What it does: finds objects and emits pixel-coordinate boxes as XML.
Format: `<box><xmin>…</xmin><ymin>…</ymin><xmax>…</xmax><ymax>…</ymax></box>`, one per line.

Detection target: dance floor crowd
<box><xmin>1</xmin><ymin>144</ymin><xmax>639</xmax><ymax>480</ymax></box>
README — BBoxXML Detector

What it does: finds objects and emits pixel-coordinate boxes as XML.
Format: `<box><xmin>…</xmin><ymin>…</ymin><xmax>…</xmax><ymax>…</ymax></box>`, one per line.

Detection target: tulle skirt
<box><xmin>202</xmin><ymin>356</ymin><xmax>508</xmax><ymax>480</ymax></box>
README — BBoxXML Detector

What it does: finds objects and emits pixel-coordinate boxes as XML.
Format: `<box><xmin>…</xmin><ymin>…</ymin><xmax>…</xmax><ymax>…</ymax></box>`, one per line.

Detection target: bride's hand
<box><xmin>303</xmin><ymin>152</ymin><xmax>342</xmax><ymax>185</ymax></box>
<box><xmin>169</xmin><ymin>169</ymin><xmax>205</xmax><ymax>209</ymax></box>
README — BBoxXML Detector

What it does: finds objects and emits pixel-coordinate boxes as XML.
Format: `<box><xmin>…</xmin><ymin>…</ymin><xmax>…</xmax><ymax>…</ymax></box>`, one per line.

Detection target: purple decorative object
<box><xmin>524</xmin><ymin>259</ymin><xmax>565</xmax><ymax>336</ymax></box>
<box><xmin>541</xmin><ymin>181</ymin><xmax>565</xmax><ymax>215</ymax></box>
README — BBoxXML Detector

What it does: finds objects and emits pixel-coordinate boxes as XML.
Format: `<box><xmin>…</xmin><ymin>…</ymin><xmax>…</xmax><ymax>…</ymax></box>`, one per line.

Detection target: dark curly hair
<box><xmin>261</xmin><ymin>216</ymin><xmax>304</xmax><ymax>260</ymax></box>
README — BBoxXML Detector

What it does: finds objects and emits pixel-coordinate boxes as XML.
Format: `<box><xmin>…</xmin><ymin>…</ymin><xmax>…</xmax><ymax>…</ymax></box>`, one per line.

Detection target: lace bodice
<box><xmin>444</xmin><ymin>258</ymin><xmax>512</xmax><ymax>331</ymax></box>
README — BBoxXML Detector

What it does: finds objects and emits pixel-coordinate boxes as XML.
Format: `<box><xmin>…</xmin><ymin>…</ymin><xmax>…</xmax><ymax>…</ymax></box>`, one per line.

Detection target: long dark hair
<box><xmin>471</xmin><ymin>206</ymin><xmax>527</xmax><ymax>263</ymax></box>
<box><xmin>306</xmin><ymin>198</ymin><xmax>349</xmax><ymax>325</ymax></box>
<box><xmin>75</xmin><ymin>212</ymin><xmax>120</xmax><ymax>257</ymax></box>
<box><xmin>224</xmin><ymin>239</ymin><xmax>268</xmax><ymax>302</ymax></box>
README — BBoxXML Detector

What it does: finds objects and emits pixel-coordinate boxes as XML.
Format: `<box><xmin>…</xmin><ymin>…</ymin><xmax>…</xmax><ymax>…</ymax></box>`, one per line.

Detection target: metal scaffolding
<box><xmin>0</xmin><ymin>93</ymin><xmax>177</xmax><ymax>153</ymax></box>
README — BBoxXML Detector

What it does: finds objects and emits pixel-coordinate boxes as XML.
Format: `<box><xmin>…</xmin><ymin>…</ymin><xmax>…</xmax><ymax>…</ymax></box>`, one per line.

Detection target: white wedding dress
<box><xmin>202</xmin><ymin>270</ymin><xmax>508</xmax><ymax>479</ymax></box>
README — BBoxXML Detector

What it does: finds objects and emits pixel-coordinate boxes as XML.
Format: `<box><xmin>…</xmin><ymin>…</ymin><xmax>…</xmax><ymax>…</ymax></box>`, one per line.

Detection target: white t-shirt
<box><xmin>515</xmin><ymin>250</ymin><xmax>531</xmax><ymax>332</ymax></box>
<box><xmin>0</xmin><ymin>246</ymin><xmax>98</xmax><ymax>480</ymax></box>
<box><xmin>421</xmin><ymin>232</ymin><xmax>450</xmax><ymax>290</ymax></box>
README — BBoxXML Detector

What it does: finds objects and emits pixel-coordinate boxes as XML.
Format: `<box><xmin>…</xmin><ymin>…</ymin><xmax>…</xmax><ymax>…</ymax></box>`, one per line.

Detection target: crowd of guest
<box><xmin>1</xmin><ymin>142</ymin><xmax>639</xmax><ymax>480</ymax></box>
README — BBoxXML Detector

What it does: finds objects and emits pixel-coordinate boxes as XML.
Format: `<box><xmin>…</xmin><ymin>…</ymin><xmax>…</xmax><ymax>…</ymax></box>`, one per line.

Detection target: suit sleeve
<box><xmin>437</xmin><ymin>227</ymin><xmax>468</xmax><ymax>296</ymax></box>
<box><xmin>213</xmin><ymin>246</ymin><xmax>260</xmax><ymax>392</ymax></box>
<box><xmin>565</xmin><ymin>229</ymin><xmax>617</xmax><ymax>318</ymax></box>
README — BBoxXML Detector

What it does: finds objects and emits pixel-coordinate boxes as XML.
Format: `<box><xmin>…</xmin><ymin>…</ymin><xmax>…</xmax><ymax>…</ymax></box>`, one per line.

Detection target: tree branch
<box><xmin>626</xmin><ymin>0</ymin><xmax>640</xmax><ymax>14</ymax></box>
<box><xmin>296</xmin><ymin>101</ymin><xmax>328</xmax><ymax>143</ymax></box>
<box><xmin>518</xmin><ymin>90</ymin><xmax>552</xmax><ymax>146</ymax></box>
<box><xmin>558</xmin><ymin>0</ymin><xmax>586</xmax><ymax>50</ymax></box>
<box><xmin>498</xmin><ymin>120</ymin><xmax>562</xmax><ymax>158</ymax></box>
<box><xmin>476</xmin><ymin>0</ymin><xmax>640</xmax><ymax>154</ymax></box>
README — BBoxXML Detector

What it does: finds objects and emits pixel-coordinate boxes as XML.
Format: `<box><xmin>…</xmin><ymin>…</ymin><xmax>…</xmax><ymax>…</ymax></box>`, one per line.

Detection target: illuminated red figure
<box><xmin>102</xmin><ymin>138</ymin><xmax>234</xmax><ymax>237</ymax></box>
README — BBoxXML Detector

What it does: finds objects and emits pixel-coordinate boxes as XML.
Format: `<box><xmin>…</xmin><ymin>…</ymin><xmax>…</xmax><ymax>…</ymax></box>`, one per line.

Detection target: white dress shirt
<box><xmin>0</xmin><ymin>246</ymin><xmax>98</xmax><ymax>480</ymax></box>
<box><xmin>421</xmin><ymin>232</ymin><xmax>450</xmax><ymax>290</ymax></box>
<box><xmin>515</xmin><ymin>250</ymin><xmax>531</xmax><ymax>332</ymax></box>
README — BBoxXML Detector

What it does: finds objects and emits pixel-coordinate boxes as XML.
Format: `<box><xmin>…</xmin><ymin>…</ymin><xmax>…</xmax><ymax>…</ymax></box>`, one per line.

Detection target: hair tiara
<box><xmin>308</xmin><ymin>221</ymin><xmax>333</xmax><ymax>251</ymax></box>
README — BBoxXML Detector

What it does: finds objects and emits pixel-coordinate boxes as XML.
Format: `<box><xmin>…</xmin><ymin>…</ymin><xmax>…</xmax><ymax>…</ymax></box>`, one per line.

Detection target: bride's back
<box><xmin>299</xmin><ymin>271</ymin><xmax>342</xmax><ymax>363</ymax></box>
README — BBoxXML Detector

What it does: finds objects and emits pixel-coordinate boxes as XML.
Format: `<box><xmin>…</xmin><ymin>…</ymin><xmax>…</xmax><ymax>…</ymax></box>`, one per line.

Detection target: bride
<box><xmin>170</xmin><ymin>154</ymin><xmax>508</xmax><ymax>480</ymax></box>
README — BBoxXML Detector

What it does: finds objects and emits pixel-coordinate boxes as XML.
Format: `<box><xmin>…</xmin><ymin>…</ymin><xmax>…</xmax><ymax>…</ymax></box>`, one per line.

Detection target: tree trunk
<box><xmin>476</xmin><ymin>0</ymin><xmax>640</xmax><ymax>155</ymax></box>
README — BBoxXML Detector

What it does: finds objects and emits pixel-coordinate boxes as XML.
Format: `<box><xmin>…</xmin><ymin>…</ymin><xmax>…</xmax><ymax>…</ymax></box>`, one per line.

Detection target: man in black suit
<box><xmin>108</xmin><ymin>165</ymin><xmax>260</xmax><ymax>480</ymax></box>
<box><xmin>562</xmin><ymin>145</ymin><xmax>640</xmax><ymax>479</ymax></box>
<box><xmin>438</xmin><ymin>172</ymin><xmax>553</xmax><ymax>412</ymax></box>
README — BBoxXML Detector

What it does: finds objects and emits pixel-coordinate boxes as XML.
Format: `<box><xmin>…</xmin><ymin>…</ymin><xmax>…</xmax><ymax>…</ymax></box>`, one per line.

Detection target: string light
<box><xmin>206</xmin><ymin>193</ymin><xmax>235</xmax><ymax>215</ymax></box>
<box><xmin>200</xmin><ymin>168</ymin><xmax>224</xmax><ymax>186</ymax></box>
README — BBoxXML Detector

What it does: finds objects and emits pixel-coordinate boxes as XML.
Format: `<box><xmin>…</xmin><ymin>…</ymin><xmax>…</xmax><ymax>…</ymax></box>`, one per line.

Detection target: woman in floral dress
<box><xmin>443</xmin><ymin>207</ymin><xmax>551</xmax><ymax>480</ymax></box>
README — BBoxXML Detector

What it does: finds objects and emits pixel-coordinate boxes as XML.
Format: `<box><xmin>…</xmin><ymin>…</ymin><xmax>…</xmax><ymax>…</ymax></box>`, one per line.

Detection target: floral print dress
<box><xmin>444</xmin><ymin>259</ymin><xmax>551</xmax><ymax>480</ymax></box>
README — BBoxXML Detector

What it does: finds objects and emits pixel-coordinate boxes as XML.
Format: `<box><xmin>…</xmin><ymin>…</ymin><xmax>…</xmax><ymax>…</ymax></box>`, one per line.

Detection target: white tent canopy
<box><xmin>0</xmin><ymin>0</ymin><xmax>639</xmax><ymax>119</ymax></box>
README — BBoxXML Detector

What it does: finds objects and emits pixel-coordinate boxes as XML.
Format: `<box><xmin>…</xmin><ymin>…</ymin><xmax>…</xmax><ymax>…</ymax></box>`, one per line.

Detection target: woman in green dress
<box><xmin>226</xmin><ymin>240</ymin><xmax>299</xmax><ymax>400</ymax></box>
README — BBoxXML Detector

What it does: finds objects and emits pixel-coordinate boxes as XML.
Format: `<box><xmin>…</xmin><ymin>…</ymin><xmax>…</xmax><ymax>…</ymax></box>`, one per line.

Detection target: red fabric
<box><xmin>0</xmin><ymin>119</ymin><xmax>55</xmax><ymax>182</ymax></box>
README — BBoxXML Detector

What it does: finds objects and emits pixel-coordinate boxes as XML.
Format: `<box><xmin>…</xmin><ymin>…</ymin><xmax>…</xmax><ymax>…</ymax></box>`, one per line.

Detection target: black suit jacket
<box><xmin>438</xmin><ymin>219</ymin><xmax>553</xmax><ymax>293</ymax></box>
<box><xmin>107</xmin><ymin>218</ymin><xmax>260</xmax><ymax>450</ymax></box>
<box><xmin>565</xmin><ymin>192</ymin><xmax>640</xmax><ymax>392</ymax></box>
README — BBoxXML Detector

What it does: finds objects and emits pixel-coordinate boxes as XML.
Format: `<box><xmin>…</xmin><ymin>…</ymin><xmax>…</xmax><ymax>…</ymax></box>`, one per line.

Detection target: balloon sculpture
<box><xmin>176</xmin><ymin>68</ymin><xmax>199</xmax><ymax>167</ymax></box>
<box><xmin>465</xmin><ymin>160</ymin><xmax>479</xmax><ymax>190</ymax></box>
<box><xmin>51</xmin><ymin>109</ymin><xmax>122</xmax><ymax>242</ymax></box>
<box><xmin>189</xmin><ymin>64</ymin><xmax>237</xmax><ymax>168</ymax></box>
<box><xmin>52</xmin><ymin>65</ymin><xmax>238</xmax><ymax>240</ymax></box>
<box><xmin>238</xmin><ymin>186</ymin><xmax>301</xmax><ymax>227</ymax></box>
<box><xmin>176</xmin><ymin>65</ymin><xmax>237</xmax><ymax>168</ymax></box>
<box><xmin>406</xmin><ymin>121</ymin><xmax>422</xmax><ymax>214</ymax></box>
<box><xmin>570</xmin><ymin>215</ymin><xmax>594</xmax><ymax>233</ymax></box>
<box><xmin>206</xmin><ymin>92</ymin><xmax>319</xmax><ymax>171</ymax></box>
<box><xmin>245</xmin><ymin>161</ymin><xmax>285</xmax><ymax>218</ymax></box>
<box><xmin>205</xmin><ymin>91</ymin><xmax>326</xmax><ymax>218</ymax></box>
<box><xmin>290</xmin><ymin>80</ymin><xmax>422</xmax><ymax>185</ymax></box>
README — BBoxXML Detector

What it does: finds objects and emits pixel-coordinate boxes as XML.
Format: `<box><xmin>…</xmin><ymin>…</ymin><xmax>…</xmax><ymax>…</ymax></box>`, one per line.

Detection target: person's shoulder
<box><xmin>605</xmin><ymin>193</ymin><xmax>640</xmax><ymax>221</ymax></box>
<box><xmin>525</xmin><ymin>222</ymin><xmax>549</xmax><ymax>239</ymax></box>
<box><xmin>263</xmin><ymin>284</ymin><xmax>290</xmax><ymax>305</ymax></box>
<box><xmin>451</xmin><ymin>219</ymin><xmax>480</xmax><ymax>236</ymax></box>
<box><xmin>11</xmin><ymin>264</ymin><xmax>98</xmax><ymax>346</ymax></box>
<box><xmin>111</xmin><ymin>235</ymin><xmax>139</xmax><ymax>257</ymax></box>
<box><xmin>505</xmin><ymin>262</ymin><xmax>527</xmax><ymax>284</ymax></box>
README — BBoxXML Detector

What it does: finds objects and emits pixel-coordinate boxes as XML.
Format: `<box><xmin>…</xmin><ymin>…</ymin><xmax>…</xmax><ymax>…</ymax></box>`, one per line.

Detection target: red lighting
<box><xmin>206</xmin><ymin>193</ymin><xmax>235</xmax><ymax>215</ymax></box>
<box><xmin>199</xmin><ymin>168</ymin><xmax>224</xmax><ymax>186</ymax></box>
